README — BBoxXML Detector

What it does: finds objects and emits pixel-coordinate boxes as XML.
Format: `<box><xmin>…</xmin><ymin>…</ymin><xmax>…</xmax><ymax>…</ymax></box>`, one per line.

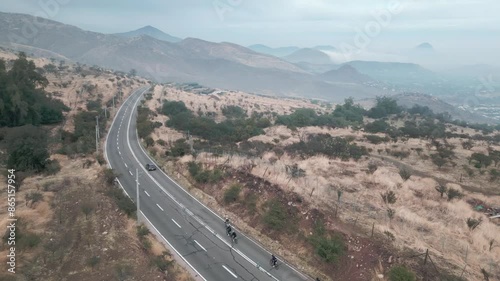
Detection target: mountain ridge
<box><xmin>114</xmin><ymin>25</ymin><xmax>182</xmax><ymax>43</ymax></box>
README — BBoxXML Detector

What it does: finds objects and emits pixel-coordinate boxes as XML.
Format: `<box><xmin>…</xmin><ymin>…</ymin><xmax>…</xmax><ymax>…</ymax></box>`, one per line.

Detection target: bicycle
<box><xmin>270</xmin><ymin>258</ymin><xmax>279</xmax><ymax>269</ymax></box>
<box><xmin>231</xmin><ymin>232</ymin><xmax>238</xmax><ymax>244</ymax></box>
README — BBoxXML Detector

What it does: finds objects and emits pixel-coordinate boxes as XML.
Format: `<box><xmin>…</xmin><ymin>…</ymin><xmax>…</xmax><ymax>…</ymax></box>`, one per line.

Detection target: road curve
<box><xmin>105</xmin><ymin>86</ymin><xmax>311</xmax><ymax>281</ymax></box>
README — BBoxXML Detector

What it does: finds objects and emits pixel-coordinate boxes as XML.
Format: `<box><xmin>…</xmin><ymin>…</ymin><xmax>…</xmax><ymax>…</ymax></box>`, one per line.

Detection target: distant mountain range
<box><xmin>319</xmin><ymin>65</ymin><xmax>373</xmax><ymax>84</ymax></box>
<box><xmin>283</xmin><ymin>48</ymin><xmax>332</xmax><ymax>65</ymax></box>
<box><xmin>113</xmin><ymin>25</ymin><xmax>182</xmax><ymax>43</ymax></box>
<box><xmin>415</xmin><ymin>42</ymin><xmax>434</xmax><ymax>50</ymax></box>
<box><xmin>247</xmin><ymin>44</ymin><xmax>299</xmax><ymax>57</ymax></box>
<box><xmin>0</xmin><ymin>12</ymin><xmax>390</xmax><ymax>102</ymax></box>
<box><xmin>343</xmin><ymin>61</ymin><xmax>438</xmax><ymax>85</ymax></box>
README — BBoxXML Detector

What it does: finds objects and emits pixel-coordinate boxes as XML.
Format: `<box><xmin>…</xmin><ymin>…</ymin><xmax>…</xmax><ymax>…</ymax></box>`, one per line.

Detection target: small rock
<box><xmin>388</xmin><ymin>255</ymin><xmax>393</xmax><ymax>264</ymax></box>
<box><xmin>377</xmin><ymin>274</ymin><xmax>384</xmax><ymax>279</ymax></box>
<box><xmin>102</xmin><ymin>231</ymin><xmax>108</xmax><ymax>235</ymax></box>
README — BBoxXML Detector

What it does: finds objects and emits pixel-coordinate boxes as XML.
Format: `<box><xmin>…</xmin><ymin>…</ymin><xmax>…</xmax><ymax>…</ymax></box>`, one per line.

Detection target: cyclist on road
<box><xmin>231</xmin><ymin>231</ymin><xmax>237</xmax><ymax>241</ymax></box>
<box><xmin>226</xmin><ymin>225</ymin><xmax>232</xmax><ymax>236</ymax></box>
<box><xmin>225</xmin><ymin>218</ymin><xmax>230</xmax><ymax>227</ymax></box>
<box><xmin>271</xmin><ymin>254</ymin><xmax>278</xmax><ymax>267</ymax></box>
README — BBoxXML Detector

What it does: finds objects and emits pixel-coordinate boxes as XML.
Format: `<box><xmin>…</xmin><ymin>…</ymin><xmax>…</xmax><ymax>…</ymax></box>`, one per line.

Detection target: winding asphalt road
<box><xmin>104</xmin><ymin>86</ymin><xmax>311</xmax><ymax>281</ymax></box>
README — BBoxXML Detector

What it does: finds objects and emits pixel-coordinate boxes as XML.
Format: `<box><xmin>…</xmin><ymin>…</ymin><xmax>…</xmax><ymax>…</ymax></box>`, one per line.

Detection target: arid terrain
<box><xmin>140</xmin><ymin>84</ymin><xmax>500</xmax><ymax>281</ymax></box>
<box><xmin>0</xmin><ymin>50</ymin><xmax>192</xmax><ymax>281</ymax></box>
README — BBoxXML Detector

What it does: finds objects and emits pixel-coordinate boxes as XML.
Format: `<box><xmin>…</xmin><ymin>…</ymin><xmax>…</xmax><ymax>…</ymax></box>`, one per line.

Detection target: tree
<box><xmin>128</xmin><ymin>68</ymin><xmax>137</xmax><ymax>76</ymax></box>
<box><xmin>0</xmin><ymin>52</ymin><xmax>68</xmax><ymax>127</ymax></box>
<box><xmin>435</xmin><ymin>185</ymin><xmax>447</xmax><ymax>198</ymax></box>
<box><xmin>6</xmin><ymin>125</ymin><xmax>49</xmax><ymax>172</ymax></box>
<box><xmin>367</xmin><ymin>96</ymin><xmax>403</xmax><ymax>119</ymax></box>
<box><xmin>431</xmin><ymin>153</ymin><xmax>447</xmax><ymax>168</ymax></box>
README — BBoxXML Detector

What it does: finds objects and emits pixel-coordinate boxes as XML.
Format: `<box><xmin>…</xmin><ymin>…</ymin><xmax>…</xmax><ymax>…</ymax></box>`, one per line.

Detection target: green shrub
<box><xmin>103</xmin><ymin>168</ymin><xmax>118</xmax><ymax>186</ymax></box>
<box><xmin>367</xmin><ymin>96</ymin><xmax>403</xmax><ymax>119</ymax></box>
<box><xmin>145</xmin><ymin>137</ymin><xmax>155</xmax><ymax>147</ymax></box>
<box><xmin>105</xmin><ymin>187</ymin><xmax>136</xmax><ymax>217</ymax></box>
<box><xmin>86</xmin><ymin>99</ymin><xmax>102</xmax><ymax>111</ymax></box>
<box><xmin>152</xmin><ymin>255</ymin><xmax>172</xmax><ymax>272</ymax></box>
<box><xmin>96</xmin><ymin>154</ymin><xmax>106</xmax><ymax>165</ymax></box>
<box><xmin>285</xmin><ymin>134</ymin><xmax>368</xmax><ymax>161</ymax></box>
<box><xmin>262</xmin><ymin>199</ymin><xmax>290</xmax><ymax>231</ymax></box>
<box><xmin>168</xmin><ymin>139</ymin><xmax>190</xmax><ymax>157</ymax></box>
<box><xmin>87</xmin><ymin>255</ymin><xmax>101</xmax><ymax>268</ymax></box>
<box><xmin>222</xmin><ymin>105</ymin><xmax>246</xmax><ymax>119</ymax></box>
<box><xmin>388</xmin><ymin>265</ymin><xmax>416</xmax><ymax>281</ymax></box>
<box><xmin>364</xmin><ymin>120</ymin><xmax>391</xmax><ymax>133</ymax></box>
<box><xmin>364</xmin><ymin>134</ymin><xmax>389</xmax><ymax>144</ymax></box>
<box><xmin>194</xmin><ymin>170</ymin><xmax>210</xmax><ymax>183</ymax></box>
<box><xmin>188</xmin><ymin>161</ymin><xmax>202</xmax><ymax>177</ymax></box>
<box><xmin>224</xmin><ymin>184</ymin><xmax>242</xmax><ymax>204</ymax></box>
<box><xmin>44</xmin><ymin>159</ymin><xmax>61</xmax><ymax>175</ymax></box>
<box><xmin>208</xmin><ymin>168</ymin><xmax>224</xmax><ymax>183</ymax></box>
<box><xmin>137</xmin><ymin>225</ymin><xmax>150</xmax><ymax>237</ymax></box>
<box><xmin>19</xmin><ymin>232</ymin><xmax>41</xmax><ymax>249</ymax></box>
<box><xmin>399</xmin><ymin>168</ymin><xmax>411</xmax><ymax>181</ymax></box>
<box><xmin>447</xmin><ymin>188</ymin><xmax>464</xmax><ymax>201</ymax></box>
<box><xmin>244</xmin><ymin>192</ymin><xmax>258</xmax><ymax>213</ymax></box>
<box><xmin>312</xmin><ymin>235</ymin><xmax>345</xmax><ymax>263</ymax></box>
<box><xmin>6</xmin><ymin>125</ymin><xmax>49</xmax><ymax>172</ymax></box>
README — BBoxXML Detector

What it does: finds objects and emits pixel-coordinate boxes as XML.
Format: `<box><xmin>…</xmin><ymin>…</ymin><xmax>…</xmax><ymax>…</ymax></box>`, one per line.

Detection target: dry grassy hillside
<box><xmin>142</xmin><ymin>84</ymin><xmax>500</xmax><ymax>281</ymax></box>
<box><xmin>0</xmin><ymin>51</ymin><xmax>192</xmax><ymax>280</ymax></box>
<box><xmin>0</xmin><ymin>48</ymin><xmax>149</xmax><ymax>132</ymax></box>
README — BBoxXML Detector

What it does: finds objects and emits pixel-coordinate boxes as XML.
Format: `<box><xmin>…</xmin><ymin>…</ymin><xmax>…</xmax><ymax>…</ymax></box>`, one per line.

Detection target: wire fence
<box><xmin>173</xmin><ymin>147</ymin><xmax>500</xmax><ymax>281</ymax></box>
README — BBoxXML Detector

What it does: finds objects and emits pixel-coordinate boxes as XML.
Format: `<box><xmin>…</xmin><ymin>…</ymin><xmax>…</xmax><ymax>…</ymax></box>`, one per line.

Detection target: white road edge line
<box><xmin>125</xmin><ymin>89</ymin><xmax>282</xmax><ymax>281</ymax></box>
<box><xmin>171</xmin><ymin>219</ymin><xmax>182</xmax><ymax>228</ymax></box>
<box><xmin>194</xmin><ymin>240</ymin><xmax>207</xmax><ymax>252</ymax></box>
<box><xmin>103</xmin><ymin>87</ymin><xmax>209</xmax><ymax>281</ymax></box>
<box><xmin>144</xmin><ymin>190</ymin><xmax>150</xmax><ymax>197</ymax></box>
<box><xmin>128</xmin><ymin>170</ymin><xmax>133</xmax><ymax>176</ymax></box>
<box><xmin>222</xmin><ymin>265</ymin><xmax>238</xmax><ymax>278</ymax></box>
<box><xmin>156</xmin><ymin>204</ymin><xmax>164</xmax><ymax>211</ymax></box>
<box><xmin>124</xmin><ymin>162</ymin><xmax>127</xmax><ymax>168</ymax></box>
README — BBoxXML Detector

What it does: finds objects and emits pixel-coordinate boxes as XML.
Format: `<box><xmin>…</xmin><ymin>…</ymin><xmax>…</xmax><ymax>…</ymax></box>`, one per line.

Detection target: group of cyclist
<box><xmin>225</xmin><ymin>218</ymin><xmax>237</xmax><ymax>241</ymax></box>
<box><xmin>225</xmin><ymin>218</ymin><xmax>322</xmax><ymax>281</ymax></box>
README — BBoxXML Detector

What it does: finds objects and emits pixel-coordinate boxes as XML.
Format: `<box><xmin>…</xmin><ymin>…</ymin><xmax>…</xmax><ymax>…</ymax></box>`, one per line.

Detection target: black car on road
<box><xmin>145</xmin><ymin>163</ymin><xmax>157</xmax><ymax>171</ymax></box>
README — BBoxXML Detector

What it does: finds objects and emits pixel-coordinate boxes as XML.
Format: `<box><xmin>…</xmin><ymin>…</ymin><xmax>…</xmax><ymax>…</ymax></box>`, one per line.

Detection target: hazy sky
<box><xmin>2</xmin><ymin>0</ymin><xmax>499</xmax><ymax>66</ymax></box>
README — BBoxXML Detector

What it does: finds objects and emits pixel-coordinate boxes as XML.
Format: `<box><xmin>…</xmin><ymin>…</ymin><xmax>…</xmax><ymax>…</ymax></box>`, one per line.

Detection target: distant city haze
<box><xmin>1</xmin><ymin>0</ymin><xmax>499</xmax><ymax>68</ymax></box>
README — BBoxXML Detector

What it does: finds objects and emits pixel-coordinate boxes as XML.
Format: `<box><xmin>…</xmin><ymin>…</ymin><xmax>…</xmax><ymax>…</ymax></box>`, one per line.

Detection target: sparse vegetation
<box><xmin>446</xmin><ymin>188</ymin><xmax>464</xmax><ymax>201</ymax></box>
<box><xmin>285</xmin><ymin>134</ymin><xmax>368</xmax><ymax>160</ymax></box>
<box><xmin>388</xmin><ymin>265</ymin><xmax>416</xmax><ymax>281</ymax></box>
<box><xmin>381</xmin><ymin>190</ymin><xmax>397</xmax><ymax>204</ymax></box>
<box><xmin>466</xmin><ymin>217</ymin><xmax>482</xmax><ymax>231</ymax></box>
<box><xmin>399</xmin><ymin>168</ymin><xmax>411</xmax><ymax>181</ymax></box>
<box><xmin>223</xmin><ymin>183</ymin><xmax>242</xmax><ymax>204</ymax></box>
<box><xmin>187</xmin><ymin>161</ymin><xmax>224</xmax><ymax>184</ymax></box>
<box><xmin>262</xmin><ymin>199</ymin><xmax>296</xmax><ymax>232</ymax></box>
